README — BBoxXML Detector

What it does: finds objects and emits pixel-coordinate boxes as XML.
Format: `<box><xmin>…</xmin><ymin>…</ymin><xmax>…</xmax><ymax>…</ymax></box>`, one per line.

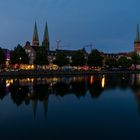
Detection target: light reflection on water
<box><xmin>0</xmin><ymin>74</ymin><xmax>140</xmax><ymax>140</ymax></box>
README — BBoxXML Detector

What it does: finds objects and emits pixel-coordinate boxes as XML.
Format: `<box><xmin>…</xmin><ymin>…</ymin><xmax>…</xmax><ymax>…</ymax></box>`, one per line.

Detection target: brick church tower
<box><xmin>134</xmin><ymin>24</ymin><xmax>140</xmax><ymax>55</ymax></box>
<box><xmin>32</xmin><ymin>22</ymin><xmax>39</xmax><ymax>47</ymax></box>
<box><xmin>42</xmin><ymin>22</ymin><xmax>50</xmax><ymax>51</ymax></box>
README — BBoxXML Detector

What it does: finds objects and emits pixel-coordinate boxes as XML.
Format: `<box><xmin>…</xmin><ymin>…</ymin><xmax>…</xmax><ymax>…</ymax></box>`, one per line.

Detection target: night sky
<box><xmin>0</xmin><ymin>0</ymin><xmax>139</xmax><ymax>53</ymax></box>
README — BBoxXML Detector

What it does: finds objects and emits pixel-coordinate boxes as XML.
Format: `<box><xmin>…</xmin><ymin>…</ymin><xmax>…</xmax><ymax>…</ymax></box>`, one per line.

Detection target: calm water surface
<box><xmin>0</xmin><ymin>74</ymin><xmax>140</xmax><ymax>140</ymax></box>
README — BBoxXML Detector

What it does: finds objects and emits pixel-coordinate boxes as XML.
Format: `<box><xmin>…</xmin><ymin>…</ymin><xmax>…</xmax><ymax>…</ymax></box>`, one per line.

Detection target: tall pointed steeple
<box><xmin>135</xmin><ymin>24</ymin><xmax>140</xmax><ymax>43</ymax></box>
<box><xmin>134</xmin><ymin>24</ymin><xmax>140</xmax><ymax>55</ymax></box>
<box><xmin>42</xmin><ymin>22</ymin><xmax>49</xmax><ymax>51</ymax></box>
<box><xmin>33</xmin><ymin>22</ymin><xmax>39</xmax><ymax>47</ymax></box>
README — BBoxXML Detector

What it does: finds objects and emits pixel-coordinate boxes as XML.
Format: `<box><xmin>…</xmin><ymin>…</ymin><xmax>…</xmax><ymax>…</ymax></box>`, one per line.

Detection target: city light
<box><xmin>6</xmin><ymin>79</ymin><xmax>14</xmax><ymax>87</ymax></box>
<box><xmin>90</xmin><ymin>76</ymin><xmax>94</xmax><ymax>85</ymax></box>
<box><xmin>101</xmin><ymin>75</ymin><xmax>105</xmax><ymax>88</ymax></box>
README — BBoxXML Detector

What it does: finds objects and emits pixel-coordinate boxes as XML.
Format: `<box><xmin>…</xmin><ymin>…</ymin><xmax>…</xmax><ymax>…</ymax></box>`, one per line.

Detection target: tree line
<box><xmin>0</xmin><ymin>44</ymin><xmax>140</xmax><ymax>69</ymax></box>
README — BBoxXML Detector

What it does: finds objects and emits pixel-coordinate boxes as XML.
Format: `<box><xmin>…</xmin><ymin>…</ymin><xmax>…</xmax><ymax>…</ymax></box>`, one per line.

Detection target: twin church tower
<box><xmin>32</xmin><ymin>22</ymin><xmax>50</xmax><ymax>51</ymax></box>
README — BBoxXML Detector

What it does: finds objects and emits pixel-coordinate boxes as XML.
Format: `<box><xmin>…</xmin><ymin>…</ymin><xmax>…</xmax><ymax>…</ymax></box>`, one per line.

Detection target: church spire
<box><xmin>42</xmin><ymin>22</ymin><xmax>49</xmax><ymax>51</ymax></box>
<box><xmin>33</xmin><ymin>22</ymin><xmax>39</xmax><ymax>46</ymax></box>
<box><xmin>135</xmin><ymin>24</ymin><xmax>140</xmax><ymax>43</ymax></box>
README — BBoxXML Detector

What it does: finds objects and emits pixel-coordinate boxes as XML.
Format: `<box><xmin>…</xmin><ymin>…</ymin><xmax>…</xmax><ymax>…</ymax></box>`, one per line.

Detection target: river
<box><xmin>0</xmin><ymin>74</ymin><xmax>140</xmax><ymax>140</ymax></box>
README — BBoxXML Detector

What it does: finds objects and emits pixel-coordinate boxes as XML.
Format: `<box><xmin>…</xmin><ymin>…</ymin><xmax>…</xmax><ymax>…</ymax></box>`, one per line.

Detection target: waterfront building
<box><xmin>102</xmin><ymin>52</ymin><xmax>131</xmax><ymax>60</ymax></box>
<box><xmin>55</xmin><ymin>48</ymin><xmax>88</xmax><ymax>63</ymax></box>
<box><xmin>47</xmin><ymin>50</ymin><xmax>57</xmax><ymax>63</ymax></box>
<box><xmin>24</xmin><ymin>41</ymin><xmax>36</xmax><ymax>64</ymax></box>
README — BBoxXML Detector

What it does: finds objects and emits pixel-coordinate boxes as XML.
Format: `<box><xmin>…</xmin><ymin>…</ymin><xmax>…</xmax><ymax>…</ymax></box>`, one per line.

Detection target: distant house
<box><xmin>102</xmin><ymin>52</ymin><xmax>132</xmax><ymax>60</ymax></box>
<box><xmin>55</xmin><ymin>48</ymin><xmax>88</xmax><ymax>63</ymax></box>
<box><xmin>47</xmin><ymin>50</ymin><xmax>57</xmax><ymax>63</ymax></box>
<box><xmin>24</xmin><ymin>41</ymin><xmax>36</xmax><ymax>64</ymax></box>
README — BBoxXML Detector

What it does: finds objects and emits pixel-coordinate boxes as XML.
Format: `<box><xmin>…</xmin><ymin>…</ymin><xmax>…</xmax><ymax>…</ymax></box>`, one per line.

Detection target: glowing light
<box><xmin>31</xmin><ymin>65</ymin><xmax>35</xmax><ymax>69</ymax></box>
<box><xmin>90</xmin><ymin>76</ymin><xmax>94</xmax><ymax>85</ymax></box>
<box><xmin>28</xmin><ymin>93</ymin><xmax>31</xmax><ymax>97</ymax></box>
<box><xmin>6</xmin><ymin>60</ymin><xmax>10</xmax><ymax>67</ymax></box>
<box><xmin>101</xmin><ymin>75</ymin><xmax>105</xmax><ymax>88</ymax></box>
<box><xmin>6</xmin><ymin>81</ymin><xmax>10</xmax><ymax>87</ymax></box>
<box><xmin>6</xmin><ymin>79</ymin><xmax>14</xmax><ymax>87</ymax></box>
<box><xmin>31</xmin><ymin>78</ymin><xmax>34</xmax><ymax>83</ymax></box>
<box><xmin>10</xmin><ymin>79</ymin><xmax>13</xmax><ymax>84</ymax></box>
<box><xmin>6</xmin><ymin>50</ymin><xmax>10</xmax><ymax>61</ymax></box>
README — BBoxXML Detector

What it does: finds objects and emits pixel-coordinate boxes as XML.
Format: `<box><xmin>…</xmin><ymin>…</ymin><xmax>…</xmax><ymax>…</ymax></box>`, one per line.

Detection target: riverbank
<box><xmin>0</xmin><ymin>70</ymin><xmax>139</xmax><ymax>78</ymax></box>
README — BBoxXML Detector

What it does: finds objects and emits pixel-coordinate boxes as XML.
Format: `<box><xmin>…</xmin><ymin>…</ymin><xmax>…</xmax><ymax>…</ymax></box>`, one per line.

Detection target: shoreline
<box><xmin>0</xmin><ymin>70</ymin><xmax>139</xmax><ymax>78</ymax></box>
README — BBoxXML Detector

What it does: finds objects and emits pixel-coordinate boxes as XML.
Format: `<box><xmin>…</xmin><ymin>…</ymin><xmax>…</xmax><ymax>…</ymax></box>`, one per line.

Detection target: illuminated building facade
<box><xmin>24</xmin><ymin>41</ymin><xmax>36</xmax><ymax>65</ymax></box>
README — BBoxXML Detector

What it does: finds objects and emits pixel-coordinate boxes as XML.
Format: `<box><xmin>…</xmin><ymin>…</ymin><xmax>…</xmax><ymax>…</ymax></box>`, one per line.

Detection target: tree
<box><xmin>87</xmin><ymin>49</ymin><xmax>103</xmax><ymax>67</ymax></box>
<box><xmin>105</xmin><ymin>57</ymin><xmax>118</xmax><ymax>68</ymax></box>
<box><xmin>131</xmin><ymin>52</ymin><xmax>140</xmax><ymax>65</ymax></box>
<box><xmin>0</xmin><ymin>48</ymin><xmax>6</xmax><ymax>65</ymax></box>
<box><xmin>53</xmin><ymin>52</ymin><xmax>69</xmax><ymax>67</ymax></box>
<box><xmin>71</xmin><ymin>51</ymin><xmax>86</xmax><ymax>66</ymax></box>
<box><xmin>10</xmin><ymin>44</ymin><xmax>29</xmax><ymax>64</ymax></box>
<box><xmin>118</xmin><ymin>56</ymin><xmax>132</xmax><ymax>68</ymax></box>
<box><xmin>34</xmin><ymin>46</ymin><xmax>49</xmax><ymax>65</ymax></box>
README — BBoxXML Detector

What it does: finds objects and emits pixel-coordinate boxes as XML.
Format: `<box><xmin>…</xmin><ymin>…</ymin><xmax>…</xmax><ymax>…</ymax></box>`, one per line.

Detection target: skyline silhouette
<box><xmin>0</xmin><ymin>0</ymin><xmax>139</xmax><ymax>53</ymax></box>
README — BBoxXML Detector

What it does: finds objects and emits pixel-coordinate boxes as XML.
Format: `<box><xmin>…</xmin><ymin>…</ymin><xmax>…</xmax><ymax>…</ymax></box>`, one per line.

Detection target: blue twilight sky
<box><xmin>0</xmin><ymin>0</ymin><xmax>139</xmax><ymax>53</ymax></box>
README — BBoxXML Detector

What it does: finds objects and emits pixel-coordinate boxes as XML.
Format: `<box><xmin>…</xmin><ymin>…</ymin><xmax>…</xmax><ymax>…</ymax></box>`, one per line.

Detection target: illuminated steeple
<box><xmin>33</xmin><ymin>22</ymin><xmax>39</xmax><ymax>46</ymax></box>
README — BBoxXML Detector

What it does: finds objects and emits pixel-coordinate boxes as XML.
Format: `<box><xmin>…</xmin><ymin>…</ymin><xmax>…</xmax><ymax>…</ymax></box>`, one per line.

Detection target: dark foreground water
<box><xmin>0</xmin><ymin>74</ymin><xmax>140</xmax><ymax>140</ymax></box>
